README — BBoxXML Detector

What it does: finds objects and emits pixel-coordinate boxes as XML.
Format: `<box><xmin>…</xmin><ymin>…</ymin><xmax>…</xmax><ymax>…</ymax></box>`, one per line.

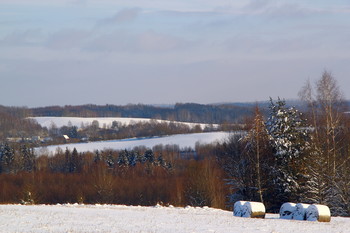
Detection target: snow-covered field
<box><xmin>0</xmin><ymin>204</ymin><xmax>348</xmax><ymax>233</ymax></box>
<box><xmin>36</xmin><ymin>132</ymin><xmax>232</xmax><ymax>155</ymax></box>
<box><xmin>30</xmin><ymin>116</ymin><xmax>217</xmax><ymax>130</ymax></box>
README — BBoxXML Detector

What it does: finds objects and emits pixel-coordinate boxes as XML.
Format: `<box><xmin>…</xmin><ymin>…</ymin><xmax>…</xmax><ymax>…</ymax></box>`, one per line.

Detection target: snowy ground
<box><xmin>35</xmin><ymin>132</ymin><xmax>233</xmax><ymax>155</ymax></box>
<box><xmin>30</xmin><ymin>117</ymin><xmax>217</xmax><ymax>130</ymax></box>
<box><xmin>0</xmin><ymin>204</ymin><xmax>349</xmax><ymax>233</ymax></box>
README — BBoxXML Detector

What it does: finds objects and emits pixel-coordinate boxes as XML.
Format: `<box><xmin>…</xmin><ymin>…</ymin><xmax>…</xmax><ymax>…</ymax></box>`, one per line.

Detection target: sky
<box><xmin>1</xmin><ymin>0</ymin><xmax>350</xmax><ymax>107</ymax></box>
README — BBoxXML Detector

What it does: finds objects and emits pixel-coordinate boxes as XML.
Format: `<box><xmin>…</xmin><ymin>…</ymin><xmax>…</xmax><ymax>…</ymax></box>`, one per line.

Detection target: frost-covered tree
<box><xmin>135</xmin><ymin>151</ymin><xmax>145</xmax><ymax>164</ymax></box>
<box><xmin>0</xmin><ymin>143</ymin><xmax>15</xmax><ymax>173</ymax></box>
<box><xmin>68</xmin><ymin>126</ymin><xmax>79</xmax><ymax>139</ymax></box>
<box><xmin>105</xmin><ymin>152</ymin><xmax>115</xmax><ymax>168</ymax></box>
<box><xmin>144</xmin><ymin>149</ymin><xmax>155</xmax><ymax>164</ymax></box>
<box><xmin>266</xmin><ymin>98</ymin><xmax>309</xmax><ymax>207</ymax></box>
<box><xmin>128</xmin><ymin>151</ymin><xmax>137</xmax><ymax>167</ymax></box>
<box><xmin>156</xmin><ymin>153</ymin><xmax>166</xmax><ymax>167</ymax></box>
<box><xmin>117</xmin><ymin>150</ymin><xmax>130</xmax><ymax>167</ymax></box>
<box><xmin>299</xmin><ymin>71</ymin><xmax>348</xmax><ymax>215</ymax></box>
<box><xmin>21</xmin><ymin>145</ymin><xmax>35</xmax><ymax>172</ymax></box>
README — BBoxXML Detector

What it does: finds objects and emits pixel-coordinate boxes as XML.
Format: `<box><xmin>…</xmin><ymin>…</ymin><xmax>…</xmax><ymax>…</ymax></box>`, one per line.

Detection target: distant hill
<box><xmin>30</xmin><ymin>103</ymin><xmax>255</xmax><ymax>124</ymax></box>
<box><xmin>3</xmin><ymin>99</ymin><xmax>348</xmax><ymax>125</ymax></box>
<box><xmin>29</xmin><ymin>100</ymin><xmax>314</xmax><ymax>124</ymax></box>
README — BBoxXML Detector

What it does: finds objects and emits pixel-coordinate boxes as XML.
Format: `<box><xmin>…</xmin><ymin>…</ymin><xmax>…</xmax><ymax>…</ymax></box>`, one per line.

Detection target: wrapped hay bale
<box><xmin>243</xmin><ymin>201</ymin><xmax>266</xmax><ymax>218</ymax></box>
<box><xmin>233</xmin><ymin>201</ymin><xmax>247</xmax><ymax>217</ymax></box>
<box><xmin>233</xmin><ymin>201</ymin><xmax>265</xmax><ymax>218</ymax></box>
<box><xmin>306</xmin><ymin>204</ymin><xmax>331</xmax><ymax>222</ymax></box>
<box><xmin>279</xmin><ymin>202</ymin><xmax>296</xmax><ymax>220</ymax></box>
<box><xmin>293</xmin><ymin>203</ymin><xmax>310</xmax><ymax>220</ymax></box>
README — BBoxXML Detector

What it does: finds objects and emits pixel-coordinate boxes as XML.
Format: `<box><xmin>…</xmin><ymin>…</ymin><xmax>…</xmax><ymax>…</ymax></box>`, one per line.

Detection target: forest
<box><xmin>31</xmin><ymin>102</ymin><xmax>255</xmax><ymax>124</ymax></box>
<box><xmin>0</xmin><ymin>71</ymin><xmax>350</xmax><ymax>216</ymax></box>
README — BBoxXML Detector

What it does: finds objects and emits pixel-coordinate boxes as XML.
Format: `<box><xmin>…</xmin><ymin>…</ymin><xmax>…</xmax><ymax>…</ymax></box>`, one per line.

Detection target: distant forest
<box><xmin>30</xmin><ymin>103</ymin><xmax>257</xmax><ymax>124</ymax></box>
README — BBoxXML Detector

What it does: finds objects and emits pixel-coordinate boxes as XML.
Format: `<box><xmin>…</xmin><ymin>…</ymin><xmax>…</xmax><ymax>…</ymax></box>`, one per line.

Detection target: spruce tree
<box><xmin>144</xmin><ymin>149</ymin><xmax>155</xmax><ymax>164</ymax></box>
<box><xmin>0</xmin><ymin>143</ymin><xmax>15</xmax><ymax>173</ymax></box>
<box><xmin>266</xmin><ymin>98</ymin><xmax>309</xmax><ymax>208</ymax></box>
<box><xmin>21</xmin><ymin>145</ymin><xmax>35</xmax><ymax>172</ymax></box>
<box><xmin>117</xmin><ymin>150</ymin><xmax>129</xmax><ymax>167</ymax></box>
<box><xmin>105</xmin><ymin>152</ymin><xmax>115</xmax><ymax>168</ymax></box>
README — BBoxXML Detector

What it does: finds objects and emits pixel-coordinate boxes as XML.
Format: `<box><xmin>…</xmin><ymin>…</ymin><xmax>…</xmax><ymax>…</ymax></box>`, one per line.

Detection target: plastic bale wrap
<box><xmin>294</xmin><ymin>203</ymin><xmax>310</xmax><ymax>220</ymax></box>
<box><xmin>279</xmin><ymin>202</ymin><xmax>296</xmax><ymax>220</ymax></box>
<box><xmin>242</xmin><ymin>201</ymin><xmax>266</xmax><ymax>218</ymax></box>
<box><xmin>306</xmin><ymin>204</ymin><xmax>331</xmax><ymax>222</ymax></box>
<box><xmin>233</xmin><ymin>201</ymin><xmax>247</xmax><ymax>217</ymax></box>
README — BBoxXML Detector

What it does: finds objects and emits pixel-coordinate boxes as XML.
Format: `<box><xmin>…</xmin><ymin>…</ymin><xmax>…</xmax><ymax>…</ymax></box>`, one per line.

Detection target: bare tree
<box><xmin>299</xmin><ymin>70</ymin><xmax>349</xmax><ymax>215</ymax></box>
<box><xmin>243</xmin><ymin>106</ymin><xmax>270</xmax><ymax>203</ymax></box>
<box><xmin>316</xmin><ymin>70</ymin><xmax>344</xmax><ymax>176</ymax></box>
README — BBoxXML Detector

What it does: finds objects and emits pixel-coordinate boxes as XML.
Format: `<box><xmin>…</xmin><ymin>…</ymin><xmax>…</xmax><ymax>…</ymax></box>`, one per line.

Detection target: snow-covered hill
<box><xmin>30</xmin><ymin>116</ymin><xmax>217</xmax><ymax>130</ymax></box>
<box><xmin>0</xmin><ymin>204</ymin><xmax>348</xmax><ymax>233</ymax></box>
<box><xmin>36</xmin><ymin>132</ymin><xmax>232</xmax><ymax>155</ymax></box>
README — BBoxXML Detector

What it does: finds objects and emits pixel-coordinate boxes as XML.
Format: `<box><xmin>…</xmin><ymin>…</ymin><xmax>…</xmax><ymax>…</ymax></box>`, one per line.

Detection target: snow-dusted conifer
<box><xmin>117</xmin><ymin>150</ymin><xmax>129</xmax><ymax>166</ymax></box>
<box><xmin>94</xmin><ymin>150</ymin><xmax>102</xmax><ymax>163</ymax></box>
<box><xmin>0</xmin><ymin>143</ymin><xmax>15</xmax><ymax>173</ymax></box>
<box><xmin>128</xmin><ymin>151</ymin><xmax>137</xmax><ymax>167</ymax></box>
<box><xmin>266</xmin><ymin>98</ymin><xmax>309</xmax><ymax>206</ymax></box>
<box><xmin>144</xmin><ymin>149</ymin><xmax>155</xmax><ymax>164</ymax></box>
<box><xmin>105</xmin><ymin>152</ymin><xmax>115</xmax><ymax>168</ymax></box>
<box><xmin>21</xmin><ymin>145</ymin><xmax>35</xmax><ymax>172</ymax></box>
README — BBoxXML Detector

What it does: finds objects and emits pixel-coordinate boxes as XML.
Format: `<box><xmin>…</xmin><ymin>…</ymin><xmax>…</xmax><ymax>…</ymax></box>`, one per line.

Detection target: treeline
<box><xmin>0</xmin><ymin>107</ymin><xmax>44</xmax><ymax>141</ymax></box>
<box><xmin>47</xmin><ymin>119</ymin><xmax>238</xmax><ymax>145</ymax></box>
<box><xmin>0</xmin><ymin>145</ymin><xmax>227</xmax><ymax>209</ymax></box>
<box><xmin>31</xmin><ymin>103</ymin><xmax>254</xmax><ymax>124</ymax></box>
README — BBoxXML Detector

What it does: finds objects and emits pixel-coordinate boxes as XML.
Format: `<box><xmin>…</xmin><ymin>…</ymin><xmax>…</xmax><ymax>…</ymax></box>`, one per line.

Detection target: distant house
<box><xmin>63</xmin><ymin>135</ymin><xmax>70</xmax><ymax>140</ymax></box>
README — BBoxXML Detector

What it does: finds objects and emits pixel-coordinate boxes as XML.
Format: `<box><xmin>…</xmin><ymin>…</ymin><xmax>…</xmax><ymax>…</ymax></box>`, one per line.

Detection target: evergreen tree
<box><xmin>64</xmin><ymin>147</ymin><xmax>72</xmax><ymax>173</ymax></box>
<box><xmin>144</xmin><ymin>149</ymin><xmax>155</xmax><ymax>164</ymax></box>
<box><xmin>299</xmin><ymin>72</ymin><xmax>348</xmax><ymax>215</ymax></box>
<box><xmin>94</xmin><ymin>150</ymin><xmax>102</xmax><ymax>163</ymax></box>
<box><xmin>128</xmin><ymin>151</ymin><xmax>137</xmax><ymax>167</ymax></box>
<box><xmin>69</xmin><ymin>126</ymin><xmax>79</xmax><ymax>139</ymax></box>
<box><xmin>71</xmin><ymin>148</ymin><xmax>80</xmax><ymax>173</ymax></box>
<box><xmin>266</xmin><ymin>98</ymin><xmax>309</xmax><ymax>209</ymax></box>
<box><xmin>156</xmin><ymin>153</ymin><xmax>166</xmax><ymax>167</ymax></box>
<box><xmin>105</xmin><ymin>152</ymin><xmax>115</xmax><ymax>168</ymax></box>
<box><xmin>135</xmin><ymin>151</ymin><xmax>145</xmax><ymax>164</ymax></box>
<box><xmin>0</xmin><ymin>143</ymin><xmax>15</xmax><ymax>173</ymax></box>
<box><xmin>117</xmin><ymin>150</ymin><xmax>129</xmax><ymax>167</ymax></box>
<box><xmin>21</xmin><ymin>145</ymin><xmax>35</xmax><ymax>172</ymax></box>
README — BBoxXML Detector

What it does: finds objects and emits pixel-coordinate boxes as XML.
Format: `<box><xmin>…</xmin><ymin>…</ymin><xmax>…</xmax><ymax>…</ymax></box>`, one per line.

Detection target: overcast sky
<box><xmin>1</xmin><ymin>0</ymin><xmax>350</xmax><ymax>107</ymax></box>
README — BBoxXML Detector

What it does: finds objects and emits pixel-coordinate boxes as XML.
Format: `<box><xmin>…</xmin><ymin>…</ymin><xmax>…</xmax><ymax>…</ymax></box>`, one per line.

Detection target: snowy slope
<box><xmin>30</xmin><ymin>116</ymin><xmax>217</xmax><ymax>130</ymax></box>
<box><xmin>36</xmin><ymin>132</ymin><xmax>232</xmax><ymax>155</ymax></box>
<box><xmin>0</xmin><ymin>204</ymin><xmax>348</xmax><ymax>233</ymax></box>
